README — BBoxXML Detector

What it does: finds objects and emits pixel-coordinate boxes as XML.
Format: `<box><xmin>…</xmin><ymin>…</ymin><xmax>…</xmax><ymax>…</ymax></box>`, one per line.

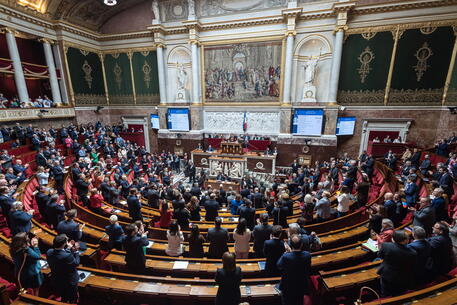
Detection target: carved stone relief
<box><xmin>204</xmin><ymin>111</ymin><xmax>280</xmax><ymax>134</ymax></box>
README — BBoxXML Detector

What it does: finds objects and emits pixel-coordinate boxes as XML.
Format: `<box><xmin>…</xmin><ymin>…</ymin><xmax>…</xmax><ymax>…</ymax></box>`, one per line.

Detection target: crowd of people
<box><xmin>0</xmin><ymin>120</ymin><xmax>456</xmax><ymax>305</ymax></box>
<box><xmin>0</xmin><ymin>93</ymin><xmax>57</xmax><ymax>109</ymax></box>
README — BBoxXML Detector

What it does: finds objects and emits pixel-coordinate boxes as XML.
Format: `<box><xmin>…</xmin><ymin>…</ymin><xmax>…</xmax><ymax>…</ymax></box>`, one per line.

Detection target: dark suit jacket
<box><xmin>407</xmin><ymin>239</ymin><xmax>432</xmax><ymax>285</ymax></box>
<box><xmin>252</xmin><ymin>223</ymin><xmax>273</xmax><ymax>255</ymax></box>
<box><xmin>105</xmin><ymin>223</ymin><xmax>124</xmax><ymax>249</ymax></box>
<box><xmin>9</xmin><ymin>210</ymin><xmax>32</xmax><ymax>235</ymax></box>
<box><xmin>0</xmin><ymin>194</ymin><xmax>14</xmax><ymax>225</ymax></box>
<box><xmin>238</xmin><ymin>206</ymin><xmax>256</xmax><ymax>230</ymax></box>
<box><xmin>47</xmin><ymin>201</ymin><xmax>66</xmax><ymax>228</ymax></box>
<box><xmin>215</xmin><ymin>267</ymin><xmax>242</xmax><ymax>305</ymax></box>
<box><xmin>377</xmin><ymin>242</ymin><xmax>417</xmax><ymax>288</ymax></box>
<box><xmin>277</xmin><ymin>250</ymin><xmax>311</xmax><ymax>295</ymax></box>
<box><xmin>427</xmin><ymin>234</ymin><xmax>453</xmax><ymax>276</ymax></box>
<box><xmin>413</xmin><ymin>206</ymin><xmax>436</xmax><ymax>235</ymax></box>
<box><xmin>56</xmin><ymin>220</ymin><xmax>82</xmax><ymax>242</ymax></box>
<box><xmin>263</xmin><ymin>238</ymin><xmax>285</xmax><ymax>276</ymax></box>
<box><xmin>204</xmin><ymin>200</ymin><xmax>219</xmax><ymax>222</ymax></box>
<box><xmin>123</xmin><ymin>234</ymin><xmax>149</xmax><ymax>272</ymax></box>
<box><xmin>35</xmin><ymin>153</ymin><xmax>47</xmax><ymax>167</ymax></box>
<box><xmin>127</xmin><ymin>195</ymin><xmax>142</xmax><ymax>221</ymax></box>
<box><xmin>404</xmin><ymin>183</ymin><xmax>419</xmax><ymax>206</ymax></box>
<box><xmin>75</xmin><ymin>179</ymin><xmax>89</xmax><ymax>197</ymax></box>
<box><xmin>46</xmin><ymin>248</ymin><xmax>80</xmax><ymax>288</ymax></box>
<box><xmin>207</xmin><ymin>227</ymin><xmax>229</xmax><ymax>258</ymax></box>
<box><xmin>439</xmin><ymin>173</ymin><xmax>454</xmax><ymax>196</ymax></box>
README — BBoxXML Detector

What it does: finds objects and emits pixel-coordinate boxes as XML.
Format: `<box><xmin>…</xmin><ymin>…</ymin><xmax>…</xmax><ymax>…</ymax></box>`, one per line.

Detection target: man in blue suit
<box><xmin>127</xmin><ymin>188</ymin><xmax>142</xmax><ymax>222</ymax></box>
<box><xmin>404</xmin><ymin>177</ymin><xmax>419</xmax><ymax>207</ymax></box>
<box><xmin>0</xmin><ymin>186</ymin><xmax>15</xmax><ymax>227</ymax></box>
<box><xmin>419</xmin><ymin>155</ymin><xmax>431</xmax><ymax>176</ymax></box>
<box><xmin>438</xmin><ymin>167</ymin><xmax>454</xmax><ymax>197</ymax></box>
<box><xmin>263</xmin><ymin>225</ymin><xmax>285</xmax><ymax>276</ymax></box>
<box><xmin>427</xmin><ymin>222</ymin><xmax>453</xmax><ymax>278</ymax></box>
<box><xmin>105</xmin><ymin>215</ymin><xmax>124</xmax><ymax>250</ymax></box>
<box><xmin>56</xmin><ymin>209</ymin><xmax>83</xmax><ymax>242</ymax></box>
<box><xmin>46</xmin><ymin>234</ymin><xmax>80</xmax><ymax>303</ymax></box>
<box><xmin>277</xmin><ymin>234</ymin><xmax>311</xmax><ymax>305</ymax></box>
<box><xmin>9</xmin><ymin>202</ymin><xmax>33</xmax><ymax>235</ymax></box>
<box><xmin>407</xmin><ymin>226</ymin><xmax>432</xmax><ymax>286</ymax></box>
<box><xmin>122</xmin><ymin>223</ymin><xmax>149</xmax><ymax>274</ymax></box>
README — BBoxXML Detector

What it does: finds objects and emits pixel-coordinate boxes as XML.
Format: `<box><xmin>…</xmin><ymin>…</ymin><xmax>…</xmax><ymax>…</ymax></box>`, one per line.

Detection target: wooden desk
<box><xmin>205</xmin><ymin>179</ymin><xmax>240</xmax><ymax>192</ymax></box>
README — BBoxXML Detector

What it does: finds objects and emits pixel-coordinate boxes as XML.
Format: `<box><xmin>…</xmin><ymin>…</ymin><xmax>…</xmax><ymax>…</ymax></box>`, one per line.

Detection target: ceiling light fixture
<box><xmin>104</xmin><ymin>0</ymin><xmax>118</xmax><ymax>6</ymax></box>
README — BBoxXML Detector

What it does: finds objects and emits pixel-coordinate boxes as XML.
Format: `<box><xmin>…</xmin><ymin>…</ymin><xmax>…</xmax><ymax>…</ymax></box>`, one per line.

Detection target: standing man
<box><xmin>377</xmin><ymin>230</ymin><xmax>417</xmax><ymax>297</ymax></box>
<box><xmin>123</xmin><ymin>223</ymin><xmax>149</xmax><ymax>274</ymax></box>
<box><xmin>46</xmin><ymin>234</ymin><xmax>80</xmax><ymax>303</ymax></box>
<box><xmin>127</xmin><ymin>188</ymin><xmax>142</xmax><ymax>222</ymax></box>
<box><xmin>207</xmin><ymin>218</ymin><xmax>229</xmax><ymax>259</ymax></box>
<box><xmin>252</xmin><ymin>213</ymin><xmax>273</xmax><ymax>258</ymax></box>
<box><xmin>277</xmin><ymin>235</ymin><xmax>312</xmax><ymax>305</ymax></box>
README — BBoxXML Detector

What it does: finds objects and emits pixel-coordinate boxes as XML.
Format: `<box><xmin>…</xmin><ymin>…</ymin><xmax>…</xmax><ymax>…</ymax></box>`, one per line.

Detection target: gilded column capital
<box><xmin>189</xmin><ymin>39</ymin><xmax>200</xmax><ymax>46</ymax></box>
<box><xmin>154</xmin><ymin>42</ymin><xmax>166</xmax><ymax>49</ymax></box>
<box><xmin>38</xmin><ymin>38</ymin><xmax>54</xmax><ymax>45</ymax></box>
<box><xmin>1</xmin><ymin>27</ymin><xmax>18</xmax><ymax>35</ymax></box>
<box><xmin>333</xmin><ymin>25</ymin><xmax>348</xmax><ymax>34</ymax></box>
<box><xmin>285</xmin><ymin>30</ymin><xmax>297</xmax><ymax>37</ymax></box>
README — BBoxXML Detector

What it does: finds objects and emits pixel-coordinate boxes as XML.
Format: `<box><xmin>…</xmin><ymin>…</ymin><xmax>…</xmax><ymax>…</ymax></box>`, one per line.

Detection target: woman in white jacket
<box><xmin>165</xmin><ymin>220</ymin><xmax>184</xmax><ymax>257</ymax></box>
<box><xmin>233</xmin><ymin>218</ymin><xmax>251</xmax><ymax>259</ymax></box>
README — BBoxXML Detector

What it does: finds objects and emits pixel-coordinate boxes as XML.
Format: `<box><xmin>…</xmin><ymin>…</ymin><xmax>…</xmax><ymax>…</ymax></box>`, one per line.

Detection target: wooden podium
<box><xmin>220</xmin><ymin>142</ymin><xmax>243</xmax><ymax>155</ymax></box>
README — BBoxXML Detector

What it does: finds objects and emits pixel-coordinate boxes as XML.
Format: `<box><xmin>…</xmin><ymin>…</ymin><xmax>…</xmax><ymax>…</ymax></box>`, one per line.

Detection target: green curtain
<box><xmin>132</xmin><ymin>51</ymin><xmax>160</xmax><ymax>105</ymax></box>
<box><xmin>104</xmin><ymin>53</ymin><xmax>134</xmax><ymax>104</ymax></box>
<box><xmin>338</xmin><ymin>31</ymin><xmax>393</xmax><ymax>105</ymax></box>
<box><xmin>390</xmin><ymin>27</ymin><xmax>455</xmax><ymax>104</ymax></box>
<box><xmin>66</xmin><ymin>47</ymin><xmax>106</xmax><ymax>105</ymax></box>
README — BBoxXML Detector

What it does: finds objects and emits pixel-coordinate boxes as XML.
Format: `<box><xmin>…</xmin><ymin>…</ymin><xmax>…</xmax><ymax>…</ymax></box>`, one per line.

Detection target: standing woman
<box><xmin>165</xmin><ymin>220</ymin><xmax>184</xmax><ymax>257</ymax></box>
<box><xmin>215</xmin><ymin>252</ymin><xmax>242</xmax><ymax>305</ymax></box>
<box><xmin>9</xmin><ymin>233</ymin><xmax>44</xmax><ymax>296</ymax></box>
<box><xmin>188</xmin><ymin>224</ymin><xmax>205</xmax><ymax>258</ymax></box>
<box><xmin>233</xmin><ymin>218</ymin><xmax>251</xmax><ymax>259</ymax></box>
<box><xmin>187</xmin><ymin>196</ymin><xmax>201</xmax><ymax>221</ymax></box>
<box><xmin>159</xmin><ymin>201</ymin><xmax>173</xmax><ymax>229</ymax></box>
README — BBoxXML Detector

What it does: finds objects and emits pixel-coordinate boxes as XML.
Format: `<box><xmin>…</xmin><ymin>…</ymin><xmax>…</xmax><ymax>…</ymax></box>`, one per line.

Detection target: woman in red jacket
<box><xmin>89</xmin><ymin>188</ymin><xmax>104</xmax><ymax>214</ymax></box>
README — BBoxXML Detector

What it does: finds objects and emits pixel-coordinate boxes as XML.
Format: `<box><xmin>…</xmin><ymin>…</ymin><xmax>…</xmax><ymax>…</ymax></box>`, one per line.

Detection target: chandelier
<box><xmin>104</xmin><ymin>0</ymin><xmax>117</xmax><ymax>6</ymax></box>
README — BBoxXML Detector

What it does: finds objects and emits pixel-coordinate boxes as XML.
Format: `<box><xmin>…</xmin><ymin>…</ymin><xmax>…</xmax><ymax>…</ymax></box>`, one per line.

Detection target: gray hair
<box><xmin>382</xmin><ymin>218</ymin><xmax>394</xmax><ymax>228</ymax></box>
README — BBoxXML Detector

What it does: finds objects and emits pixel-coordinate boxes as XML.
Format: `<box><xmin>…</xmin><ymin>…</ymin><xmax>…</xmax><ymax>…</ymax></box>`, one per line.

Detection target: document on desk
<box><xmin>362</xmin><ymin>238</ymin><xmax>378</xmax><ymax>252</ymax></box>
<box><xmin>173</xmin><ymin>261</ymin><xmax>189</xmax><ymax>269</ymax></box>
<box><xmin>148</xmin><ymin>241</ymin><xmax>155</xmax><ymax>248</ymax></box>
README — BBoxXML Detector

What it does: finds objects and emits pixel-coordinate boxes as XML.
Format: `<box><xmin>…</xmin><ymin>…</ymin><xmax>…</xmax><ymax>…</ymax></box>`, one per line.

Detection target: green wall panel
<box><xmin>104</xmin><ymin>53</ymin><xmax>134</xmax><ymax>104</ymax></box>
<box><xmin>132</xmin><ymin>51</ymin><xmax>160</xmax><ymax>104</ymax></box>
<box><xmin>338</xmin><ymin>31</ymin><xmax>393</xmax><ymax>105</ymax></box>
<box><xmin>390</xmin><ymin>27</ymin><xmax>455</xmax><ymax>104</ymax></box>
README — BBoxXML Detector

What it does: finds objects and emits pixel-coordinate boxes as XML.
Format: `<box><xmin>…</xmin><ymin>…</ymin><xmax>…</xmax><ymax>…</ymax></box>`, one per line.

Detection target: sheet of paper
<box><xmin>173</xmin><ymin>261</ymin><xmax>189</xmax><ymax>269</ymax></box>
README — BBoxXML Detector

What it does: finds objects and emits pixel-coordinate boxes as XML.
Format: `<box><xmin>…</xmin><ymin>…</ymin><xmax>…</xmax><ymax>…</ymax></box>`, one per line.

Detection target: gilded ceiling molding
<box><xmin>345</xmin><ymin>19</ymin><xmax>457</xmax><ymax>36</ymax></box>
<box><xmin>103</xmin><ymin>47</ymin><xmax>157</xmax><ymax>54</ymax></box>
<box><xmin>353</xmin><ymin>0</ymin><xmax>457</xmax><ymax>15</ymax></box>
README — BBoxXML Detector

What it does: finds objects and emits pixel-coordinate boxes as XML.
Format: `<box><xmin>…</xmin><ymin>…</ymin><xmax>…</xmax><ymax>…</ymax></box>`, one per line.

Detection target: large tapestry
<box><xmin>390</xmin><ymin>26</ymin><xmax>455</xmax><ymax>104</ymax></box>
<box><xmin>203</xmin><ymin>41</ymin><xmax>282</xmax><ymax>103</ymax></box>
<box><xmin>132</xmin><ymin>51</ymin><xmax>160</xmax><ymax>105</ymax></box>
<box><xmin>104</xmin><ymin>53</ymin><xmax>134</xmax><ymax>105</ymax></box>
<box><xmin>338</xmin><ymin>31</ymin><xmax>394</xmax><ymax>105</ymax></box>
<box><xmin>66</xmin><ymin>47</ymin><xmax>107</xmax><ymax>105</ymax></box>
<box><xmin>448</xmin><ymin>49</ymin><xmax>457</xmax><ymax>105</ymax></box>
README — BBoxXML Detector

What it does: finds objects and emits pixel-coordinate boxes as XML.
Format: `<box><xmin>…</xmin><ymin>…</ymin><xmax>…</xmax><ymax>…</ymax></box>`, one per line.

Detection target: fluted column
<box><xmin>191</xmin><ymin>41</ymin><xmax>200</xmax><ymax>103</ymax></box>
<box><xmin>41</xmin><ymin>39</ymin><xmax>62</xmax><ymax>104</ymax></box>
<box><xmin>328</xmin><ymin>27</ymin><xmax>345</xmax><ymax>104</ymax></box>
<box><xmin>282</xmin><ymin>33</ymin><xmax>295</xmax><ymax>104</ymax></box>
<box><xmin>5</xmin><ymin>29</ymin><xmax>29</xmax><ymax>103</ymax></box>
<box><xmin>156</xmin><ymin>44</ymin><xmax>167</xmax><ymax>104</ymax></box>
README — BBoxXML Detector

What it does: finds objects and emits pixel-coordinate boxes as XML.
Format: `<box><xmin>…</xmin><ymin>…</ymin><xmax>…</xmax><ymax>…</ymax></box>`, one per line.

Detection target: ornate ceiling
<box><xmin>6</xmin><ymin>0</ymin><xmax>149</xmax><ymax>31</ymax></box>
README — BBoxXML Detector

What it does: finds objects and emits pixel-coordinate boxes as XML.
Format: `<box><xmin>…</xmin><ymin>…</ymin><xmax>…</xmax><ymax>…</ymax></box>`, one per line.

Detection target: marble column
<box><xmin>156</xmin><ymin>45</ymin><xmax>167</xmax><ymax>104</ymax></box>
<box><xmin>42</xmin><ymin>40</ymin><xmax>62</xmax><ymax>104</ymax></box>
<box><xmin>328</xmin><ymin>28</ymin><xmax>344</xmax><ymax>104</ymax></box>
<box><xmin>191</xmin><ymin>42</ymin><xmax>200</xmax><ymax>103</ymax></box>
<box><xmin>5</xmin><ymin>30</ymin><xmax>29</xmax><ymax>103</ymax></box>
<box><xmin>283</xmin><ymin>33</ymin><xmax>295</xmax><ymax>104</ymax></box>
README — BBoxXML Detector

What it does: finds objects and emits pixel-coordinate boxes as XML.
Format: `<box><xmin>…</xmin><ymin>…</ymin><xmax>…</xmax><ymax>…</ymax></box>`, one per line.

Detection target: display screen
<box><xmin>167</xmin><ymin>108</ymin><xmax>190</xmax><ymax>131</ymax></box>
<box><xmin>336</xmin><ymin>117</ymin><xmax>356</xmax><ymax>136</ymax></box>
<box><xmin>291</xmin><ymin>109</ymin><xmax>324</xmax><ymax>136</ymax></box>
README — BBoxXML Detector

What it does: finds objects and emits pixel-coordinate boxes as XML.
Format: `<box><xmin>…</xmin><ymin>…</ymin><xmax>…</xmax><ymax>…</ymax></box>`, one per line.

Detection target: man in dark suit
<box><xmin>51</xmin><ymin>161</ymin><xmax>65</xmax><ymax>194</ymax></box>
<box><xmin>404</xmin><ymin>177</ymin><xmax>419</xmax><ymax>207</ymax></box>
<box><xmin>204</xmin><ymin>193</ymin><xmax>219</xmax><ymax>222</ymax></box>
<box><xmin>427</xmin><ymin>221</ymin><xmax>453</xmax><ymax>278</ymax></box>
<box><xmin>419</xmin><ymin>155</ymin><xmax>431</xmax><ymax>176</ymax></box>
<box><xmin>438</xmin><ymin>167</ymin><xmax>454</xmax><ymax>197</ymax></box>
<box><xmin>252</xmin><ymin>187</ymin><xmax>265</xmax><ymax>209</ymax></box>
<box><xmin>56</xmin><ymin>209</ymin><xmax>83</xmax><ymax>242</ymax></box>
<box><xmin>35</xmin><ymin>149</ymin><xmax>47</xmax><ymax>167</ymax></box>
<box><xmin>411</xmin><ymin>197</ymin><xmax>436</xmax><ymax>236</ymax></box>
<box><xmin>277</xmin><ymin>234</ymin><xmax>312</xmax><ymax>305</ymax></box>
<box><xmin>145</xmin><ymin>185</ymin><xmax>160</xmax><ymax>209</ymax></box>
<box><xmin>47</xmin><ymin>194</ymin><xmax>66</xmax><ymax>229</ymax></box>
<box><xmin>0</xmin><ymin>186</ymin><xmax>15</xmax><ymax>227</ymax></box>
<box><xmin>187</xmin><ymin>161</ymin><xmax>196</xmax><ymax>183</ymax></box>
<box><xmin>75</xmin><ymin>174</ymin><xmax>91</xmax><ymax>207</ymax></box>
<box><xmin>190</xmin><ymin>183</ymin><xmax>201</xmax><ymax>198</ymax></box>
<box><xmin>238</xmin><ymin>199</ymin><xmax>256</xmax><ymax>230</ymax></box>
<box><xmin>46</xmin><ymin>234</ymin><xmax>80</xmax><ymax>303</ymax></box>
<box><xmin>253</xmin><ymin>213</ymin><xmax>273</xmax><ymax>257</ymax></box>
<box><xmin>123</xmin><ymin>223</ymin><xmax>149</xmax><ymax>274</ymax></box>
<box><xmin>100</xmin><ymin>177</ymin><xmax>111</xmax><ymax>202</ymax></box>
<box><xmin>105</xmin><ymin>215</ymin><xmax>124</xmax><ymax>250</ymax></box>
<box><xmin>407</xmin><ymin>226</ymin><xmax>432</xmax><ymax>286</ymax></box>
<box><xmin>127</xmin><ymin>188</ymin><xmax>142</xmax><ymax>222</ymax></box>
<box><xmin>377</xmin><ymin>230</ymin><xmax>417</xmax><ymax>297</ymax></box>
<box><xmin>71</xmin><ymin>164</ymin><xmax>81</xmax><ymax>182</ymax></box>
<box><xmin>34</xmin><ymin>185</ymin><xmax>50</xmax><ymax>220</ymax></box>
<box><xmin>263</xmin><ymin>225</ymin><xmax>284</xmax><ymax>276</ymax></box>
<box><xmin>207</xmin><ymin>218</ymin><xmax>229</xmax><ymax>259</ymax></box>
<box><xmin>9</xmin><ymin>202</ymin><xmax>33</xmax><ymax>235</ymax></box>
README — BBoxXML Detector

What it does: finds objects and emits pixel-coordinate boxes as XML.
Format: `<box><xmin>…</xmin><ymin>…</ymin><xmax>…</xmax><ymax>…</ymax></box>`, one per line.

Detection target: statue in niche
<box><xmin>188</xmin><ymin>0</ymin><xmax>196</xmax><ymax>19</ymax></box>
<box><xmin>175</xmin><ymin>63</ymin><xmax>188</xmax><ymax>102</ymax></box>
<box><xmin>152</xmin><ymin>0</ymin><xmax>160</xmax><ymax>23</ymax></box>
<box><xmin>301</xmin><ymin>52</ymin><xmax>320</xmax><ymax>103</ymax></box>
